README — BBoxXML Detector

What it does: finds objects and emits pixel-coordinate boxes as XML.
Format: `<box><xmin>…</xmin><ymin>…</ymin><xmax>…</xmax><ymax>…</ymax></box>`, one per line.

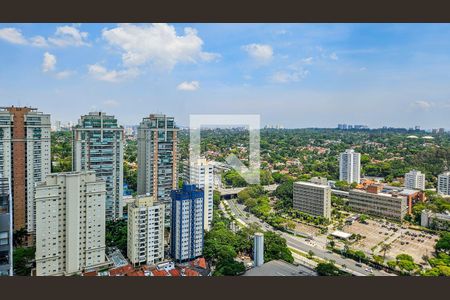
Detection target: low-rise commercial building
<box><xmin>348</xmin><ymin>186</ymin><xmax>408</xmax><ymax>221</ymax></box>
<box><xmin>293</xmin><ymin>181</ymin><xmax>331</xmax><ymax>219</ymax></box>
<box><xmin>421</xmin><ymin>210</ymin><xmax>450</xmax><ymax>231</ymax></box>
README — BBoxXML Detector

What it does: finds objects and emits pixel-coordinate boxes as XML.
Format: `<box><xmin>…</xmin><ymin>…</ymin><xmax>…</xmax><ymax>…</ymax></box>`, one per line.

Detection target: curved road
<box><xmin>224</xmin><ymin>199</ymin><xmax>394</xmax><ymax>276</ymax></box>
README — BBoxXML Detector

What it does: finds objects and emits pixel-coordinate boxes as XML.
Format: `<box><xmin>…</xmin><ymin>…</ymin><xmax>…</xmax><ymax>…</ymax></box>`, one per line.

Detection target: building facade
<box><xmin>339</xmin><ymin>149</ymin><xmax>361</xmax><ymax>184</ymax></box>
<box><xmin>127</xmin><ymin>196</ymin><xmax>165</xmax><ymax>266</ymax></box>
<box><xmin>0</xmin><ymin>177</ymin><xmax>12</xmax><ymax>276</ymax></box>
<box><xmin>0</xmin><ymin>106</ymin><xmax>51</xmax><ymax>235</ymax></box>
<box><xmin>348</xmin><ymin>188</ymin><xmax>408</xmax><ymax>221</ymax></box>
<box><xmin>137</xmin><ymin>114</ymin><xmax>178</xmax><ymax>225</ymax></box>
<box><xmin>73</xmin><ymin>112</ymin><xmax>124</xmax><ymax>220</ymax></box>
<box><xmin>293</xmin><ymin>181</ymin><xmax>331</xmax><ymax>219</ymax></box>
<box><xmin>183</xmin><ymin>158</ymin><xmax>214</xmax><ymax>231</ymax></box>
<box><xmin>404</xmin><ymin>170</ymin><xmax>425</xmax><ymax>190</ymax></box>
<box><xmin>170</xmin><ymin>184</ymin><xmax>204</xmax><ymax>262</ymax></box>
<box><xmin>35</xmin><ymin>171</ymin><xmax>107</xmax><ymax>276</ymax></box>
<box><xmin>421</xmin><ymin>210</ymin><xmax>450</xmax><ymax>231</ymax></box>
<box><xmin>437</xmin><ymin>172</ymin><xmax>450</xmax><ymax>195</ymax></box>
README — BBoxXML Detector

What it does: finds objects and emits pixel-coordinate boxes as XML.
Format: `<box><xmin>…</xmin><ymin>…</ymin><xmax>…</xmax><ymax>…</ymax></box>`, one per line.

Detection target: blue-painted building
<box><xmin>170</xmin><ymin>184</ymin><xmax>204</xmax><ymax>262</ymax></box>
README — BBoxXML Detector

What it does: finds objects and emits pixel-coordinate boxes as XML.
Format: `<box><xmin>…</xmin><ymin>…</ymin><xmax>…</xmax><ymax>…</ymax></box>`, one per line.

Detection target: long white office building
<box><xmin>404</xmin><ymin>170</ymin><xmax>425</xmax><ymax>190</ymax></box>
<box><xmin>35</xmin><ymin>171</ymin><xmax>108</xmax><ymax>276</ymax></box>
<box><xmin>127</xmin><ymin>195</ymin><xmax>165</xmax><ymax>266</ymax></box>
<box><xmin>339</xmin><ymin>149</ymin><xmax>361</xmax><ymax>184</ymax></box>
<box><xmin>183</xmin><ymin>158</ymin><xmax>214</xmax><ymax>231</ymax></box>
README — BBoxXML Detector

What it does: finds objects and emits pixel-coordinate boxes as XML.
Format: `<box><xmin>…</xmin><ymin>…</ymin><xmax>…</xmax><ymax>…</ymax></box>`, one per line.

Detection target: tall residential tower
<box><xmin>183</xmin><ymin>158</ymin><xmax>214</xmax><ymax>231</ymax></box>
<box><xmin>0</xmin><ymin>106</ymin><xmax>51</xmax><ymax>235</ymax></box>
<box><xmin>170</xmin><ymin>184</ymin><xmax>204</xmax><ymax>262</ymax></box>
<box><xmin>137</xmin><ymin>114</ymin><xmax>178</xmax><ymax>224</ymax></box>
<box><xmin>404</xmin><ymin>170</ymin><xmax>425</xmax><ymax>190</ymax></box>
<box><xmin>73</xmin><ymin>112</ymin><xmax>124</xmax><ymax>220</ymax></box>
<box><xmin>35</xmin><ymin>171</ymin><xmax>107</xmax><ymax>276</ymax></box>
<box><xmin>339</xmin><ymin>149</ymin><xmax>361</xmax><ymax>184</ymax></box>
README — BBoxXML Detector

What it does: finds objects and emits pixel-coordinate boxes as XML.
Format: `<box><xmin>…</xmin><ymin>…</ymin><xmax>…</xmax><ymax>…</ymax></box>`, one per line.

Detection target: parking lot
<box><xmin>343</xmin><ymin>219</ymin><xmax>398</xmax><ymax>254</ymax></box>
<box><xmin>342</xmin><ymin>219</ymin><xmax>438</xmax><ymax>264</ymax></box>
<box><xmin>386</xmin><ymin>230</ymin><xmax>438</xmax><ymax>264</ymax></box>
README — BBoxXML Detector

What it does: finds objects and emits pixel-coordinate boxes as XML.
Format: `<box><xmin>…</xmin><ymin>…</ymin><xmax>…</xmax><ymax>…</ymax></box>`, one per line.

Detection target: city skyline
<box><xmin>1</xmin><ymin>24</ymin><xmax>450</xmax><ymax>128</ymax></box>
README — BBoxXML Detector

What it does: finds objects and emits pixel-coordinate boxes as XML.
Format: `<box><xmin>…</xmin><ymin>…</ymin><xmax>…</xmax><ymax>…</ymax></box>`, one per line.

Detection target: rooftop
<box><xmin>242</xmin><ymin>260</ymin><xmax>317</xmax><ymax>276</ymax></box>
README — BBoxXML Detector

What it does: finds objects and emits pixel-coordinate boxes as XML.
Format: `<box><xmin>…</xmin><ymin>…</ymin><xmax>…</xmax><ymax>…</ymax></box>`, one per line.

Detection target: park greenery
<box><xmin>204</xmin><ymin>202</ymin><xmax>293</xmax><ymax>276</ymax></box>
<box><xmin>13</xmin><ymin>247</ymin><xmax>35</xmax><ymax>276</ymax></box>
<box><xmin>51</xmin><ymin>131</ymin><xmax>72</xmax><ymax>172</ymax></box>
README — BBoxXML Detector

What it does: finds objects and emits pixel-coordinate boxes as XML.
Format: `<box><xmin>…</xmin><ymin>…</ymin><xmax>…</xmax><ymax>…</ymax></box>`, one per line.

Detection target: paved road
<box><xmin>224</xmin><ymin>199</ymin><xmax>394</xmax><ymax>276</ymax></box>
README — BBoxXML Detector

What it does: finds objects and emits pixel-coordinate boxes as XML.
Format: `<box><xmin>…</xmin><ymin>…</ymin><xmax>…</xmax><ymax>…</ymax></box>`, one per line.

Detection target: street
<box><xmin>223</xmin><ymin>199</ymin><xmax>394</xmax><ymax>276</ymax></box>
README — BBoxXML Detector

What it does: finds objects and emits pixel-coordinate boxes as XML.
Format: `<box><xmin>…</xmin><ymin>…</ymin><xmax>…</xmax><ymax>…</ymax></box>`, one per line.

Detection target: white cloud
<box><xmin>30</xmin><ymin>36</ymin><xmax>48</xmax><ymax>47</ymax></box>
<box><xmin>0</xmin><ymin>26</ymin><xmax>89</xmax><ymax>48</ymax></box>
<box><xmin>177</xmin><ymin>81</ymin><xmax>200</xmax><ymax>91</ymax></box>
<box><xmin>88</xmin><ymin>63</ymin><xmax>139</xmax><ymax>82</ymax></box>
<box><xmin>55</xmin><ymin>70</ymin><xmax>74</xmax><ymax>79</ymax></box>
<box><xmin>329</xmin><ymin>52</ymin><xmax>339</xmax><ymax>60</ymax></box>
<box><xmin>242</xmin><ymin>43</ymin><xmax>273</xmax><ymax>63</ymax></box>
<box><xmin>48</xmin><ymin>26</ymin><xmax>89</xmax><ymax>47</ymax></box>
<box><xmin>0</xmin><ymin>28</ymin><xmax>28</xmax><ymax>45</ymax></box>
<box><xmin>302</xmin><ymin>57</ymin><xmax>314</xmax><ymax>65</ymax></box>
<box><xmin>411</xmin><ymin>100</ymin><xmax>433</xmax><ymax>110</ymax></box>
<box><xmin>42</xmin><ymin>52</ymin><xmax>56</xmax><ymax>73</ymax></box>
<box><xmin>102</xmin><ymin>23</ymin><xmax>219</xmax><ymax>70</ymax></box>
<box><xmin>271</xmin><ymin>68</ymin><xmax>309</xmax><ymax>83</ymax></box>
<box><xmin>102</xmin><ymin>99</ymin><xmax>120</xmax><ymax>108</ymax></box>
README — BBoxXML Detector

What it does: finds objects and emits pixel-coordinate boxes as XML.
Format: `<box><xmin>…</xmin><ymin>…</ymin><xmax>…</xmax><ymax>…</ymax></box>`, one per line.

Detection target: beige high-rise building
<box><xmin>127</xmin><ymin>195</ymin><xmax>165</xmax><ymax>266</ymax></box>
<box><xmin>35</xmin><ymin>171</ymin><xmax>107</xmax><ymax>276</ymax></box>
<box><xmin>293</xmin><ymin>181</ymin><xmax>331</xmax><ymax>219</ymax></box>
<box><xmin>0</xmin><ymin>106</ymin><xmax>51</xmax><ymax>235</ymax></box>
<box><xmin>137</xmin><ymin>114</ymin><xmax>178</xmax><ymax>226</ymax></box>
<box><xmin>183</xmin><ymin>158</ymin><xmax>214</xmax><ymax>231</ymax></box>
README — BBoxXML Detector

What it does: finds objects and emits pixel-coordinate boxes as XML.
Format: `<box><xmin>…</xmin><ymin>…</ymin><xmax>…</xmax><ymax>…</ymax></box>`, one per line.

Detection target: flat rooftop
<box><xmin>242</xmin><ymin>260</ymin><xmax>317</xmax><ymax>276</ymax></box>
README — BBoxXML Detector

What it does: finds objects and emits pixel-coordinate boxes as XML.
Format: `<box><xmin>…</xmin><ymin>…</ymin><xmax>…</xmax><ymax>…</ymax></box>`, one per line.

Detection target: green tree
<box><xmin>13</xmin><ymin>247</ymin><xmax>35</xmax><ymax>276</ymax></box>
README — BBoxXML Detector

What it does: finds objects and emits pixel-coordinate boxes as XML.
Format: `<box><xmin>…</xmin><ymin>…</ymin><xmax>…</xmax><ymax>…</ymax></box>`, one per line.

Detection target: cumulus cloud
<box><xmin>411</xmin><ymin>100</ymin><xmax>433</xmax><ymax>110</ymax></box>
<box><xmin>242</xmin><ymin>43</ymin><xmax>273</xmax><ymax>63</ymax></box>
<box><xmin>88</xmin><ymin>63</ymin><xmax>139</xmax><ymax>82</ymax></box>
<box><xmin>0</xmin><ymin>25</ymin><xmax>89</xmax><ymax>47</ymax></box>
<box><xmin>177</xmin><ymin>81</ymin><xmax>200</xmax><ymax>91</ymax></box>
<box><xmin>101</xmin><ymin>23</ymin><xmax>219</xmax><ymax>71</ymax></box>
<box><xmin>0</xmin><ymin>28</ymin><xmax>28</xmax><ymax>45</ymax></box>
<box><xmin>271</xmin><ymin>69</ymin><xmax>309</xmax><ymax>83</ymax></box>
<box><xmin>42</xmin><ymin>52</ymin><xmax>56</xmax><ymax>72</ymax></box>
<box><xmin>48</xmin><ymin>25</ymin><xmax>90</xmax><ymax>47</ymax></box>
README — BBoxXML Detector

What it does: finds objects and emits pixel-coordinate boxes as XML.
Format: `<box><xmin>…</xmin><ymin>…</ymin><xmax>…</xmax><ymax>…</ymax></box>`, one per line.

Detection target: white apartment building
<box><xmin>127</xmin><ymin>195</ymin><xmax>165</xmax><ymax>266</ymax></box>
<box><xmin>0</xmin><ymin>106</ymin><xmax>51</xmax><ymax>235</ymax></box>
<box><xmin>35</xmin><ymin>171</ymin><xmax>107</xmax><ymax>276</ymax></box>
<box><xmin>339</xmin><ymin>149</ymin><xmax>361</xmax><ymax>184</ymax></box>
<box><xmin>293</xmin><ymin>181</ymin><xmax>332</xmax><ymax>219</ymax></box>
<box><xmin>404</xmin><ymin>170</ymin><xmax>425</xmax><ymax>190</ymax></box>
<box><xmin>73</xmin><ymin>112</ymin><xmax>124</xmax><ymax>220</ymax></box>
<box><xmin>183</xmin><ymin>158</ymin><xmax>214</xmax><ymax>231</ymax></box>
<box><xmin>437</xmin><ymin>172</ymin><xmax>450</xmax><ymax>195</ymax></box>
<box><xmin>171</xmin><ymin>184</ymin><xmax>204</xmax><ymax>262</ymax></box>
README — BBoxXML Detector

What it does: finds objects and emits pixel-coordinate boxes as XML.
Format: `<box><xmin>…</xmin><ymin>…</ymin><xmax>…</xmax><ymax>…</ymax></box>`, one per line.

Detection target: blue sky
<box><xmin>1</xmin><ymin>23</ymin><xmax>450</xmax><ymax>129</ymax></box>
